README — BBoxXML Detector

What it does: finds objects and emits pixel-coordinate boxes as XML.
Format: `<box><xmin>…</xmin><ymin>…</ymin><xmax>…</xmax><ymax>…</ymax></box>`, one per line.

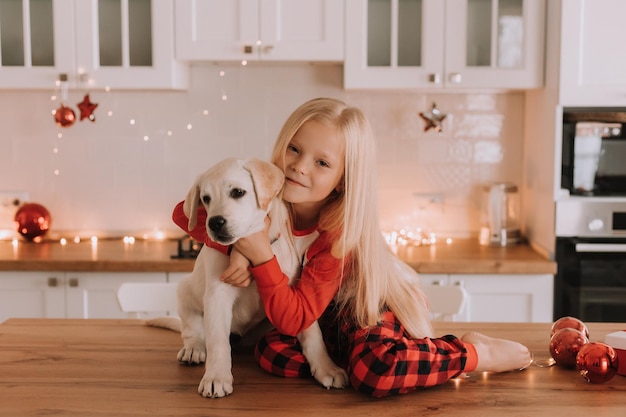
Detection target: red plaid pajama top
<box><xmin>173</xmin><ymin>202</ymin><xmax>479</xmax><ymax>397</ymax></box>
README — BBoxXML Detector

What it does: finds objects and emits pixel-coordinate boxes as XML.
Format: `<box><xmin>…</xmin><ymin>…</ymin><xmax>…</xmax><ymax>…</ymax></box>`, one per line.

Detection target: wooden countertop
<box><xmin>0</xmin><ymin>238</ymin><xmax>555</xmax><ymax>274</ymax></box>
<box><xmin>1</xmin><ymin>319</ymin><xmax>623</xmax><ymax>417</ymax></box>
<box><xmin>395</xmin><ymin>239</ymin><xmax>557</xmax><ymax>274</ymax></box>
<box><xmin>0</xmin><ymin>239</ymin><xmax>195</xmax><ymax>272</ymax></box>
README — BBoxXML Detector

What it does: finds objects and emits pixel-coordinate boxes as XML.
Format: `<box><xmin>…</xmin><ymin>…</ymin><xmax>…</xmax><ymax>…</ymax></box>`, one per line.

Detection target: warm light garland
<box><xmin>384</xmin><ymin>227</ymin><xmax>453</xmax><ymax>251</ymax></box>
<box><xmin>384</xmin><ymin>227</ymin><xmax>438</xmax><ymax>247</ymax></box>
<box><xmin>5</xmin><ymin>232</ymin><xmax>168</xmax><ymax>246</ymax></box>
<box><xmin>49</xmin><ymin>68</ymin><xmax>229</xmax><ymax>177</ymax></box>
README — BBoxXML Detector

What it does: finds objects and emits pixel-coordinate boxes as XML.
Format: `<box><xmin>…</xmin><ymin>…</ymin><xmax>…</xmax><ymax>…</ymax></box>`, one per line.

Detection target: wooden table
<box><xmin>1</xmin><ymin>319</ymin><xmax>624</xmax><ymax>417</ymax></box>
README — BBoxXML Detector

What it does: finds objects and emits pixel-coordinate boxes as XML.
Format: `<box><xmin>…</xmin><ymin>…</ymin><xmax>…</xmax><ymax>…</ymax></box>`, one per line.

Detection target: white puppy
<box><xmin>151</xmin><ymin>158</ymin><xmax>348</xmax><ymax>398</ymax></box>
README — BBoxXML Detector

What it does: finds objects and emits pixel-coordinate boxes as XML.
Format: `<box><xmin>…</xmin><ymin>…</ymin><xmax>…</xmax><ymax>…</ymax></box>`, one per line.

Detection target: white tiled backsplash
<box><xmin>0</xmin><ymin>64</ymin><xmax>523</xmax><ymax>239</ymax></box>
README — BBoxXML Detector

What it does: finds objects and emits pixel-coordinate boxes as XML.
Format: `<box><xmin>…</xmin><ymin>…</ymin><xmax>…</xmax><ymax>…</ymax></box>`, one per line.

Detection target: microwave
<box><xmin>562</xmin><ymin>108</ymin><xmax>626</xmax><ymax>196</ymax></box>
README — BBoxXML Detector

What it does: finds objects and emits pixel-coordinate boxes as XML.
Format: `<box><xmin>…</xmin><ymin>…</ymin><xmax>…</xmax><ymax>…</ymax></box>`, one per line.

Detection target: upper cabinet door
<box><xmin>74</xmin><ymin>0</ymin><xmax>187</xmax><ymax>89</ymax></box>
<box><xmin>444</xmin><ymin>0</ymin><xmax>545</xmax><ymax>89</ymax></box>
<box><xmin>175</xmin><ymin>0</ymin><xmax>344</xmax><ymax>62</ymax></box>
<box><xmin>344</xmin><ymin>0</ymin><xmax>445</xmax><ymax>89</ymax></box>
<box><xmin>0</xmin><ymin>0</ymin><xmax>187</xmax><ymax>90</ymax></box>
<box><xmin>0</xmin><ymin>0</ymin><xmax>73</xmax><ymax>88</ymax></box>
<box><xmin>175</xmin><ymin>0</ymin><xmax>259</xmax><ymax>61</ymax></box>
<box><xmin>344</xmin><ymin>0</ymin><xmax>545</xmax><ymax>90</ymax></box>
<box><xmin>559</xmin><ymin>0</ymin><xmax>626</xmax><ymax>106</ymax></box>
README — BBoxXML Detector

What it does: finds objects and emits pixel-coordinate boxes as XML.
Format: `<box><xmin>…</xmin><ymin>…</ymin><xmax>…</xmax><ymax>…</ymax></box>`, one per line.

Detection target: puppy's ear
<box><xmin>243</xmin><ymin>158</ymin><xmax>284</xmax><ymax>210</ymax></box>
<box><xmin>183</xmin><ymin>182</ymin><xmax>201</xmax><ymax>230</ymax></box>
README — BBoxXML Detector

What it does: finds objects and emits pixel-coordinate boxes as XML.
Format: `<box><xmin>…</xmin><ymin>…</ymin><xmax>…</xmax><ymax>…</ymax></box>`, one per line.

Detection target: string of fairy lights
<box><xmin>8</xmin><ymin>66</ymin><xmax>450</xmax><ymax>248</ymax></box>
<box><xmin>4</xmin><ymin>69</ymin><xmax>232</xmax><ymax>245</ymax></box>
<box><xmin>49</xmin><ymin>69</ymin><xmax>230</xmax><ymax>176</ymax></box>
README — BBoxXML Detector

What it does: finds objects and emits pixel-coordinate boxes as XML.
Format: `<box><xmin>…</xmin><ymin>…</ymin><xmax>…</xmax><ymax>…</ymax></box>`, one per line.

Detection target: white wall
<box><xmin>0</xmin><ymin>63</ymin><xmax>524</xmax><ymax>239</ymax></box>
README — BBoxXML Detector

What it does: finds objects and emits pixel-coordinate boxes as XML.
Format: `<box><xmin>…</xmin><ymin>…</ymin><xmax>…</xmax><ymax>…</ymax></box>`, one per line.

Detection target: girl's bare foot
<box><xmin>461</xmin><ymin>331</ymin><xmax>532</xmax><ymax>372</ymax></box>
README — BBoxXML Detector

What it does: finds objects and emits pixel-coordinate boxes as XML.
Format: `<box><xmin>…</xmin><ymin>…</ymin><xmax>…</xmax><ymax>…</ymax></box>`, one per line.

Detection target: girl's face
<box><xmin>281</xmin><ymin>120</ymin><xmax>345</xmax><ymax>214</ymax></box>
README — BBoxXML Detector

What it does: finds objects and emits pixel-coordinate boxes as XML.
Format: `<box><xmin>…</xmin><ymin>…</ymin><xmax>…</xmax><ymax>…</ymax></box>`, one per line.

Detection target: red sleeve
<box><xmin>250</xmin><ymin>232</ymin><xmax>344</xmax><ymax>336</ymax></box>
<box><xmin>172</xmin><ymin>201</ymin><xmax>229</xmax><ymax>255</ymax></box>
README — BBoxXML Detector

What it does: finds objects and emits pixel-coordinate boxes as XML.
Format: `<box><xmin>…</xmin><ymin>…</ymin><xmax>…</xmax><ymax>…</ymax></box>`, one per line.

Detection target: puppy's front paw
<box><xmin>198</xmin><ymin>372</ymin><xmax>234</xmax><ymax>398</ymax></box>
<box><xmin>311</xmin><ymin>363</ymin><xmax>349</xmax><ymax>389</ymax></box>
<box><xmin>177</xmin><ymin>343</ymin><xmax>206</xmax><ymax>365</ymax></box>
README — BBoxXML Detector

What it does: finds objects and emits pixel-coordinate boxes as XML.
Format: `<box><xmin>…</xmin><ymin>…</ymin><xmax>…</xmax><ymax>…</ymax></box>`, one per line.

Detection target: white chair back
<box><xmin>422</xmin><ymin>284</ymin><xmax>467</xmax><ymax>322</ymax></box>
<box><xmin>116</xmin><ymin>282</ymin><xmax>179</xmax><ymax>318</ymax></box>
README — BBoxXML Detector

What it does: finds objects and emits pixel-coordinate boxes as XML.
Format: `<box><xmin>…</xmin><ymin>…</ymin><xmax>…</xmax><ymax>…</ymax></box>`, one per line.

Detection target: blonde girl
<box><xmin>174</xmin><ymin>97</ymin><xmax>531</xmax><ymax>397</ymax></box>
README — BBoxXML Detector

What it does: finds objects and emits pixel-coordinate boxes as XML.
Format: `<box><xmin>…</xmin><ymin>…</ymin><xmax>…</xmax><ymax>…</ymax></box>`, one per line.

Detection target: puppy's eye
<box><xmin>230</xmin><ymin>188</ymin><xmax>246</xmax><ymax>199</ymax></box>
<box><xmin>202</xmin><ymin>195</ymin><xmax>210</xmax><ymax>204</ymax></box>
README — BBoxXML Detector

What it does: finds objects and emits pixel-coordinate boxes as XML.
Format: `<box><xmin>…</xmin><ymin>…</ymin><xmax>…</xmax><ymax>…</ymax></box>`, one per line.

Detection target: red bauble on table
<box><xmin>14</xmin><ymin>203</ymin><xmax>52</xmax><ymax>241</ymax></box>
<box><xmin>549</xmin><ymin>327</ymin><xmax>589</xmax><ymax>368</ymax></box>
<box><xmin>550</xmin><ymin>316</ymin><xmax>590</xmax><ymax>339</ymax></box>
<box><xmin>576</xmin><ymin>342</ymin><xmax>619</xmax><ymax>384</ymax></box>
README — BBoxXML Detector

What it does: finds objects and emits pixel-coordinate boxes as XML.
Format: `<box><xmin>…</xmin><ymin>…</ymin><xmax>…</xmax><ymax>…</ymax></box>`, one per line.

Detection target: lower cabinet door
<box><xmin>0</xmin><ymin>272</ymin><xmax>66</xmax><ymax>321</ymax></box>
<box><xmin>418</xmin><ymin>273</ymin><xmax>554</xmax><ymax>323</ymax></box>
<box><xmin>64</xmin><ymin>272</ymin><xmax>168</xmax><ymax>319</ymax></box>
<box><xmin>455</xmin><ymin>274</ymin><xmax>554</xmax><ymax>323</ymax></box>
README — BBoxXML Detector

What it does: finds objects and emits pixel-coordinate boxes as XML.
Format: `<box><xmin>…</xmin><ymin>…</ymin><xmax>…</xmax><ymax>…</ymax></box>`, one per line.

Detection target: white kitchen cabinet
<box><xmin>344</xmin><ymin>0</ymin><xmax>545</xmax><ymax>90</ymax></box>
<box><xmin>0</xmin><ymin>272</ymin><xmax>65</xmax><ymax>320</ymax></box>
<box><xmin>174</xmin><ymin>0</ymin><xmax>344</xmax><ymax>62</ymax></box>
<box><xmin>522</xmin><ymin>0</ymin><xmax>626</xmax><ymax>256</ymax></box>
<box><xmin>418</xmin><ymin>273</ymin><xmax>554</xmax><ymax>322</ymax></box>
<box><xmin>0</xmin><ymin>271</ymin><xmax>168</xmax><ymax>321</ymax></box>
<box><xmin>0</xmin><ymin>0</ymin><xmax>187</xmax><ymax>89</ymax></box>
<box><xmin>559</xmin><ymin>0</ymin><xmax>626</xmax><ymax>106</ymax></box>
<box><xmin>419</xmin><ymin>274</ymin><xmax>468</xmax><ymax>322</ymax></box>
<box><xmin>64</xmin><ymin>272</ymin><xmax>170</xmax><ymax>318</ymax></box>
<box><xmin>167</xmin><ymin>272</ymin><xmax>188</xmax><ymax>283</ymax></box>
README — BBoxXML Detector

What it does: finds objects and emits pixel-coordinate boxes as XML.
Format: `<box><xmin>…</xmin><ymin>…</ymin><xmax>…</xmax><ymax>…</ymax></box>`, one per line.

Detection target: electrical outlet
<box><xmin>0</xmin><ymin>191</ymin><xmax>29</xmax><ymax>230</ymax></box>
<box><xmin>412</xmin><ymin>192</ymin><xmax>444</xmax><ymax>211</ymax></box>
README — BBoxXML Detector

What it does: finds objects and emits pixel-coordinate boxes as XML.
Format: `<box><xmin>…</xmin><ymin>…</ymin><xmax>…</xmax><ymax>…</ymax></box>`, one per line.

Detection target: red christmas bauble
<box><xmin>549</xmin><ymin>327</ymin><xmax>589</xmax><ymax>368</ymax></box>
<box><xmin>15</xmin><ymin>203</ymin><xmax>52</xmax><ymax>241</ymax></box>
<box><xmin>576</xmin><ymin>342</ymin><xmax>619</xmax><ymax>384</ymax></box>
<box><xmin>54</xmin><ymin>104</ymin><xmax>76</xmax><ymax>128</ymax></box>
<box><xmin>550</xmin><ymin>316</ymin><xmax>589</xmax><ymax>339</ymax></box>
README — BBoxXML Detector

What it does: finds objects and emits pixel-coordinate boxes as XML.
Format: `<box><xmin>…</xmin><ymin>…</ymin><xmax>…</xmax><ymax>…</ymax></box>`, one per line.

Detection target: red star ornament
<box><xmin>77</xmin><ymin>94</ymin><xmax>98</xmax><ymax>122</ymax></box>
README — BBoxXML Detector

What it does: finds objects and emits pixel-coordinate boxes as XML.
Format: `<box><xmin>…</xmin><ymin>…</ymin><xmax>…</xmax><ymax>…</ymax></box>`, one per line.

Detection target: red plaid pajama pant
<box><xmin>254</xmin><ymin>308</ymin><xmax>471</xmax><ymax>397</ymax></box>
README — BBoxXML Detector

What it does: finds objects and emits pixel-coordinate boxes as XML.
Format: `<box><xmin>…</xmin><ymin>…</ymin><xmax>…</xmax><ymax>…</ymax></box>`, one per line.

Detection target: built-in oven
<box><xmin>554</xmin><ymin>199</ymin><xmax>626</xmax><ymax>322</ymax></box>
<box><xmin>562</xmin><ymin>108</ymin><xmax>626</xmax><ymax>196</ymax></box>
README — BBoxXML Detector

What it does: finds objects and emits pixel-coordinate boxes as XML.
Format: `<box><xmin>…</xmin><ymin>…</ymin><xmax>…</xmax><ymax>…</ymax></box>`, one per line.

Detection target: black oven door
<box><xmin>555</xmin><ymin>237</ymin><xmax>626</xmax><ymax>322</ymax></box>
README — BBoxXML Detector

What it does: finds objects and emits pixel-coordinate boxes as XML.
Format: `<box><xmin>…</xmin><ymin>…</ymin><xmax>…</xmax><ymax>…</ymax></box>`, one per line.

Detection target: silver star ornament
<box><xmin>419</xmin><ymin>103</ymin><xmax>447</xmax><ymax>132</ymax></box>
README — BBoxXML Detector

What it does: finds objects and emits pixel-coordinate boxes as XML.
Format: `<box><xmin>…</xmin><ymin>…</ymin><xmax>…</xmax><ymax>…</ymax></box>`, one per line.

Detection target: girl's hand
<box><xmin>232</xmin><ymin>217</ymin><xmax>274</xmax><ymax>267</ymax></box>
<box><xmin>221</xmin><ymin>248</ymin><xmax>253</xmax><ymax>287</ymax></box>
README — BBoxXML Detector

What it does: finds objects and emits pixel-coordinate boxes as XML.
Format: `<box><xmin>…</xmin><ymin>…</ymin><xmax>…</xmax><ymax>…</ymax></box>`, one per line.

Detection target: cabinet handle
<box><xmin>243</xmin><ymin>45</ymin><xmax>254</xmax><ymax>54</ymax></box>
<box><xmin>68</xmin><ymin>277</ymin><xmax>79</xmax><ymax>287</ymax></box>
<box><xmin>453</xmin><ymin>280</ymin><xmax>464</xmax><ymax>287</ymax></box>
<box><xmin>432</xmin><ymin>280</ymin><xmax>442</xmax><ymax>286</ymax></box>
<box><xmin>448</xmin><ymin>73</ymin><xmax>462</xmax><ymax>84</ymax></box>
<box><xmin>48</xmin><ymin>277</ymin><xmax>58</xmax><ymax>287</ymax></box>
<box><xmin>428</xmin><ymin>73</ymin><xmax>441</xmax><ymax>84</ymax></box>
<box><xmin>262</xmin><ymin>45</ymin><xmax>274</xmax><ymax>54</ymax></box>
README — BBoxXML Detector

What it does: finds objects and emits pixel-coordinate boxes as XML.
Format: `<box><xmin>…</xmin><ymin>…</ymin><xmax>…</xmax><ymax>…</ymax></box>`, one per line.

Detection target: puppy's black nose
<box><xmin>208</xmin><ymin>216</ymin><xmax>226</xmax><ymax>232</ymax></box>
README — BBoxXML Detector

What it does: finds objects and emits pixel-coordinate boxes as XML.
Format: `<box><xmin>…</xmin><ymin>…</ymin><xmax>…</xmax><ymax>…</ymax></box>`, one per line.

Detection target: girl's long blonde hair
<box><xmin>271</xmin><ymin>98</ymin><xmax>433</xmax><ymax>338</ymax></box>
